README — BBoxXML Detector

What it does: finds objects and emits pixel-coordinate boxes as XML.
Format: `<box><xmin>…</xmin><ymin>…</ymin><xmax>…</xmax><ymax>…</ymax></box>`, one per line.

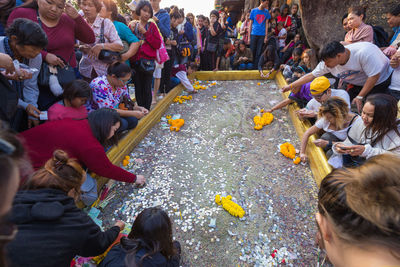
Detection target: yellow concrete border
<box><xmin>275</xmin><ymin>72</ymin><xmax>332</xmax><ymax>185</ymax></box>
<box><xmin>94</xmin><ymin>84</ymin><xmax>184</xmax><ymax>191</ymax></box>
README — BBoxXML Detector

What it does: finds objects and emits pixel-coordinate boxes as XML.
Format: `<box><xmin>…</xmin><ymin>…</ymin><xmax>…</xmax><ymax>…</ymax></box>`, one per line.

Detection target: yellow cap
<box><xmin>310</xmin><ymin>76</ymin><xmax>330</xmax><ymax>95</ymax></box>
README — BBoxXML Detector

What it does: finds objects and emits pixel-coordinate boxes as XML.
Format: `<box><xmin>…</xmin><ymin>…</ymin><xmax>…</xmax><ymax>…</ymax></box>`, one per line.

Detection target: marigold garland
<box><xmin>173</xmin><ymin>95</ymin><xmax>192</xmax><ymax>104</ymax></box>
<box><xmin>168</xmin><ymin>119</ymin><xmax>185</xmax><ymax>132</ymax></box>
<box><xmin>253</xmin><ymin>112</ymin><xmax>274</xmax><ymax>130</ymax></box>
<box><xmin>293</xmin><ymin>157</ymin><xmax>301</xmax><ymax>165</ymax></box>
<box><xmin>215</xmin><ymin>194</ymin><xmax>245</xmax><ymax>218</ymax></box>
<box><xmin>280</xmin><ymin>142</ymin><xmax>296</xmax><ymax>159</ymax></box>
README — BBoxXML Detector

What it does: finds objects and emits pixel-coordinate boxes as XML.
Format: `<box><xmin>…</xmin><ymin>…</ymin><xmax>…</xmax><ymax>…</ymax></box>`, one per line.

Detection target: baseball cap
<box><xmin>310</xmin><ymin>76</ymin><xmax>331</xmax><ymax>95</ymax></box>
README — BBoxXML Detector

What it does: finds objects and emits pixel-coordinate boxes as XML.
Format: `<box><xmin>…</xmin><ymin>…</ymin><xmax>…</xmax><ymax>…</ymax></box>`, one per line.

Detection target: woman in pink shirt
<box><xmin>343</xmin><ymin>6</ymin><xmax>374</xmax><ymax>45</ymax></box>
<box><xmin>47</xmin><ymin>80</ymin><xmax>92</xmax><ymax>121</ymax></box>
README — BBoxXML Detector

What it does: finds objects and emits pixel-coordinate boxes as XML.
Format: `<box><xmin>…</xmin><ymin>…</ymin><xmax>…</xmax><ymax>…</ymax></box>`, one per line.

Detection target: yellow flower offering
<box><xmin>293</xmin><ymin>157</ymin><xmax>301</xmax><ymax>165</ymax></box>
<box><xmin>215</xmin><ymin>194</ymin><xmax>245</xmax><ymax>218</ymax></box>
<box><xmin>168</xmin><ymin>119</ymin><xmax>185</xmax><ymax>132</ymax></box>
<box><xmin>166</xmin><ymin>115</ymin><xmax>171</xmax><ymax>119</ymax></box>
<box><xmin>253</xmin><ymin>112</ymin><xmax>274</xmax><ymax>130</ymax></box>
<box><xmin>173</xmin><ymin>95</ymin><xmax>193</xmax><ymax>104</ymax></box>
<box><xmin>280</xmin><ymin>142</ymin><xmax>296</xmax><ymax>159</ymax></box>
<box><xmin>213</xmin><ymin>95</ymin><xmax>217</xmax><ymax>98</ymax></box>
<box><xmin>257</xmin><ymin>82</ymin><xmax>261</xmax><ymax>86</ymax></box>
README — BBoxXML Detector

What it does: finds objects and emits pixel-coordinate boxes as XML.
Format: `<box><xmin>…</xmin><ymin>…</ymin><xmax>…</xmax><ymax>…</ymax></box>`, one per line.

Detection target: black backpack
<box><xmin>372</xmin><ymin>25</ymin><xmax>389</xmax><ymax>48</ymax></box>
<box><xmin>0</xmin><ymin>73</ymin><xmax>18</xmax><ymax>122</ymax></box>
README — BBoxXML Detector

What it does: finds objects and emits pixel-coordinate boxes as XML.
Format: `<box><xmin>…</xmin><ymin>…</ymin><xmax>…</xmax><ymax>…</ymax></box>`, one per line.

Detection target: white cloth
<box><xmin>153</xmin><ymin>64</ymin><xmax>163</xmax><ymax>79</ymax></box>
<box><xmin>175</xmin><ymin>71</ymin><xmax>194</xmax><ymax>92</ymax></box>
<box><xmin>389</xmin><ymin>47</ymin><xmax>400</xmax><ymax>92</ymax></box>
<box><xmin>315</xmin><ymin>117</ymin><xmax>356</xmax><ymax>140</ymax></box>
<box><xmin>278</xmin><ymin>28</ymin><xmax>287</xmax><ymax>48</ymax></box>
<box><xmin>312</xmin><ymin>42</ymin><xmax>392</xmax><ymax>86</ymax></box>
<box><xmin>306</xmin><ymin>89</ymin><xmax>351</xmax><ymax>112</ymax></box>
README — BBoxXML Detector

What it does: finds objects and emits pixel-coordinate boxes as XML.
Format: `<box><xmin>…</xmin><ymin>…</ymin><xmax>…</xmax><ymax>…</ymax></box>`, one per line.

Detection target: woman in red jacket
<box><xmin>19</xmin><ymin>108</ymin><xmax>146</xmax><ymax>186</ymax></box>
<box><xmin>129</xmin><ymin>0</ymin><xmax>161</xmax><ymax>110</ymax></box>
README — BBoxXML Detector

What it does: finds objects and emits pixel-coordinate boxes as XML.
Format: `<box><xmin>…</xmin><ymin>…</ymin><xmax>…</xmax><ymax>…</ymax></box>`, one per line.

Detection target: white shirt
<box><xmin>312</xmin><ymin>42</ymin><xmax>392</xmax><ymax>86</ymax></box>
<box><xmin>315</xmin><ymin>116</ymin><xmax>358</xmax><ymax>140</ymax></box>
<box><xmin>389</xmin><ymin>47</ymin><xmax>400</xmax><ymax>92</ymax></box>
<box><xmin>278</xmin><ymin>28</ymin><xmax>287</xmax><ymax>48</ymax></box>
<box><xmin>306</xmin><ymin>89</ymin><xmax>351</xmax><ymax>112</ymax></box>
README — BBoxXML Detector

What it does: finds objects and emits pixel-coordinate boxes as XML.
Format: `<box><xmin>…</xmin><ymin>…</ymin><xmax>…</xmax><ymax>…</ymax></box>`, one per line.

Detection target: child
<box><xmin>281</xmin><ymin>47</ymin><xmax>303</xmax><ymax>79</ymax></box>
<box><xmin>300</xmin><ymin>49</ymin><xmax>318</xmax><ymax>73</ymax></box>
<box><xmin>99</xmin><ymin>207</ymin><xmax>181</xmax><ymax>267</ymax></box>
<box><xmin>47</xmin><ymin>80</ymin><xmax>92</xmax><ymax>121</ymax></box>
<box><xmin>277</xmin><ymin>21</ymin><xmax>287</xmax><ymax>57</ymax></box>
<box><xmin>267</xmin><ymin>81</ymin><xmax>312</xmax><ymax>113</ymax></box>
<box><xmin>170</xmin><ymin>62</ymin><xmax>198</xmax><ymax>94</ymax></box>
<box><xmin>287</xmin><ymin>65</ymin><xmax>306</xmax><ymax>83</ymax></box>
<box><xmin>218</xmin><ymin>38</ymin><xmax>235</xmax><ymax>70</ymax></box>
<box><xmin>233</xmin><ymin>40</ymin><xmax>253</xmax><ymax>70</ymax></box>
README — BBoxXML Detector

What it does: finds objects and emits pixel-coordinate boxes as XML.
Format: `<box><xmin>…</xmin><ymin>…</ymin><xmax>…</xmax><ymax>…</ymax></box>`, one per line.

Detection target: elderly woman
<box><xmin>1</xmin><ymin>19</ymin><xmax>48</xmax><ymax>131</ymax></box>
<box><xmin>342</xmin><ymin>6</ymin><xmax>374</xmax><ymax>45</ymax></box>
<box><xmin>8</xmin><ymin>0</ymin><xmax>95</xmax><ymax>110</ymax></box>
<box><xmin>78</xmin><ymin>0</ymin><xmax>123</xmax><ymax>81</ymax></box>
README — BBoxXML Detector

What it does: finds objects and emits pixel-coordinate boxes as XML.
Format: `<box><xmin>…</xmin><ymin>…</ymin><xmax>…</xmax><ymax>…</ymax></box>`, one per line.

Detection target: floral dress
<box><xmin>87</xmin><ymin>75</ymin><xmax>128</xmax><ymax>111</ymax></box>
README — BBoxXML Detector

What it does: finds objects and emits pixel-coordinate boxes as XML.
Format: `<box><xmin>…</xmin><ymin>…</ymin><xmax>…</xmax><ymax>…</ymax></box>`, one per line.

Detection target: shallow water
<box><xmin>100</xmin><ymin>80</ymin><xmax>320</xmax><ymax>266</ymax></box>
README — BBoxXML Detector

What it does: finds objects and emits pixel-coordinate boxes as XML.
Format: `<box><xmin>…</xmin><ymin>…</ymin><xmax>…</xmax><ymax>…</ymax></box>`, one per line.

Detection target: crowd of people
<box><xmin>0</xmin><ymin>0</ymin><xmax>400</xmax><ymax>266</ymax></box>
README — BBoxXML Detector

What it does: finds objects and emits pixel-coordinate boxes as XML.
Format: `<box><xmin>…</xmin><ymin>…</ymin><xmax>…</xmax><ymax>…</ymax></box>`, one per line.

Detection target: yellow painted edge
<box><xmin>193</xmin><ymin>70</ymin><xmax>277</xmax><ymax>81</ymax></box>
<box><xmin>275</xmin><ymin>72</ymin><xmax>332</xmax><ymax>186</ymax></box>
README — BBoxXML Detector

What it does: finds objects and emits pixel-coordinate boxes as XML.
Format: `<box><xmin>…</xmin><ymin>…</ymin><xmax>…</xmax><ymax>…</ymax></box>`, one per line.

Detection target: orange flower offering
<box><xmin>168</xmin><ymin>119</ymin><xmax>185</xmax><ymax>132</ymax></box>
<box><xmin>280</xmin><ymin>142</ymin><xmax>296</xmax><ymax>159</ymax></box>
<box><xmin>122</xmin><ymin>155</ymin><xmax>130</xmax><ymax>166</ymax></box>
<box><xmin>293</xmin><ymin>157</ymin><xmax>301</xmax><ymax>165</ymax></box>
<box><xmin>253</xmin><ymin>112</ymin><xmax>274</xmax><ymax>130</ymax></box>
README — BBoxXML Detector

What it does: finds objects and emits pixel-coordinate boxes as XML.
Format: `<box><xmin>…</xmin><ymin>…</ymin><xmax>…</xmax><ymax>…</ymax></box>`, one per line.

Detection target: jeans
<box><xmin>389</xmin><ymin>89</ymin><xmax>400</xmax><ymax>100</ymax></box>
<box><xmin>250</xmin><ymin>35</ymin><xmax>265</xmax><ymax>69</ymax></box>
<box><xmin>119</xmin><ymin>116</ymin><xmax>139</xmax><ymax>132</ymax></box>
<box><xmin>170</xmin><ymin>77</ymin><xmax>181</xmax><ymax>89</ymax></box>
<box><xmin>238</xmin><ymin>63</ymin><xmax>254</xmax><ymax>70</ymax></box>
<box><xmin>160</xmin><ymin>50</ymin><xmax>174</xmax><ymax>94</ymax></box>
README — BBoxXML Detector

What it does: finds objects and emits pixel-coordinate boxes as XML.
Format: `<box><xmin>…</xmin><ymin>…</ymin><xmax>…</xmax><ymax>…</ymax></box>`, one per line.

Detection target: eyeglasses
<box><xmin>117</xmin><ymin>78</ymin><xmax>131</xmax><ymax>85</ymax></box>
<box><xmin>313</xmin><ymin>91</ymin><xmax>327</xmax><ymax>100</ymax></box>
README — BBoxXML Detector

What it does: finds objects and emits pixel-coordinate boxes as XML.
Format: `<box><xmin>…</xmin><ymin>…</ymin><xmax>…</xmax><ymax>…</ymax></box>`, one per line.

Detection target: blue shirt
<box><xmin>391</xmin><ymin>26</ymin><xmax>400</xmax><ymax>45</ymax></box>
<box><xmin>113</xmin><ymin>21</ymin><xmax>139</xmax><ymax>66</ymax></box>
<box><xmin>250</xmin><ymin>8</ymin><xmax>271</xmax><ymax>36</ymax></box>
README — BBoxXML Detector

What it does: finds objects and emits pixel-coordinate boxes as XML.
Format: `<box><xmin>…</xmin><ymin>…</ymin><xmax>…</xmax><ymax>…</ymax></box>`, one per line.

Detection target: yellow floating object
<box><xmin>168</xmin><ymin>118</ymin><xmax>185</xmax><ymax>132</ymax></box>
<box><xmin>213</xmin><ymin>95</ymin><xmax>217</xmax><ymax>98</ymax></box>
<box><xmin>173</xmin><ymin>95</ymin><xmax>193</xmax><ymax>104</ymax></box>
<box><xmin>253</xmin><ymin>112</ymin><xmax>274</xmax><ymax>130</ymax></box>
<box><xmin>280</xmin><ymin>142</ymin><xmax>296</xmax><ymax>159</ymax></box>
<box><xmin>293</xmin><ymin>157</ymin><xmax>301</xmax><ymax>165</ymax></box>
<box><xmin>215</xmin><ymin>194</ymin><xmax>245</xmax><ymax>218</ymax></box>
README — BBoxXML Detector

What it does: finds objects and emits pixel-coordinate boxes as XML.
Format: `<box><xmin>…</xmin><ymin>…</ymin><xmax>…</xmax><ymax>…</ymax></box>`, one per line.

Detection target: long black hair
<box><xmin>6</xmin><ymin>18</ymin><xmax>48</xmax><ymax>49</ymax></box>
<box><xmin>364</xmin><ymin>94</ymin><xmax>400</xmax><ymax>146</ymax></box>
<box><xmin>123</xmin><ymin>207</ymin><xmax>176</xmax><ymax>266</ymax></box>
<box><xmin>88</xmin><ymin>108</ymin><xmax>120</xmax><ymax>147</ymax></box>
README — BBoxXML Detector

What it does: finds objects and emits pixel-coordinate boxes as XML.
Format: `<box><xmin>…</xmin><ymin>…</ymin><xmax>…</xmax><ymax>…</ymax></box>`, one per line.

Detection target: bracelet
<box><xmin>355</xmin><ymin>95</ymin><xmax>363</xmax><ymax>100</ymax></box>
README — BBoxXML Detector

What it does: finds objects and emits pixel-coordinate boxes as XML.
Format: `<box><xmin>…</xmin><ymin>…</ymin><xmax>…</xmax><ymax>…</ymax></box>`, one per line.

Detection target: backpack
<box><xmin>372</xmin><ymin>25</ymin><xmax>389</xmax><ymax>48</ymax></box>
<box><xmin>177</xmin><ymin>34</ymin><xmax>193</xmax><ymax>58</ymax></box>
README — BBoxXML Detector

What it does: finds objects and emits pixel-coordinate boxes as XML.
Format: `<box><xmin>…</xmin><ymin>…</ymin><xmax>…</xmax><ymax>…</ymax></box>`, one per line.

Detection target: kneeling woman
<box><xmin>99</xmin><ymin>207</ymin><xmax>181</xmax><ymax>267</ymax></box>
<box><xmin>333</xmin><ymin>94</ymin><xmax>400</xmax><ymax>167</ymax></box>
<box><xmin>300</xmin><ymin>97</ymin><xmax>359</xmax><ymax>168</ymax></box>
<box><xmin>20</xmin><ymin>108</ymin><xmax>146</xmax><ymax>185</ymax></box>
<box><xmin>88</xmin><ymin>62</ymin><xmax>148</xmax><ymax>132</ymax></box>
<box><xmin>316</xmin><ymin>154</ymin><xmax>400</xmax><ymax>266</ymax></box>
<box><xmin>6</xmin><ymin>150</ymin><xmax>125</xmax><ymax>267</ymax></box>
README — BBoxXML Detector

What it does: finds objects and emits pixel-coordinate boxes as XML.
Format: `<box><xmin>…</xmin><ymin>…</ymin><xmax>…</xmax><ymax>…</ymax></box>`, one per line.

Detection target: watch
<box><xmin>355</xmin><ymin>96</ymin><xmax>363</xmax><ymax>100</ymax></box>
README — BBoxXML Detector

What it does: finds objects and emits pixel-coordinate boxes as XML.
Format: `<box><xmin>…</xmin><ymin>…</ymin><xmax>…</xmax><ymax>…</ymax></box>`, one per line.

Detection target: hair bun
<box><xmin>52</xmin><ymin>150</ymin><xmax>69</xmax><ymax>166</ymax></box>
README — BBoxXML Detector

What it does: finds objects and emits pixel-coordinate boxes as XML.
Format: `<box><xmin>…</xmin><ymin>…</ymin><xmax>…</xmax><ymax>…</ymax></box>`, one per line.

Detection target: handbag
<box><xmin>206</xmin><ymin>42</ymin><xmax>218</xmax><ymax>53</ymax></box>
<box><xmin>138</xmin><ymin>58</ymin><xmax>155</xmax><ymax>74</ymax></box>
<box><xmin>99</xmin><ymin>19</ymin><xmax>121</xmax><ymax>63</ymax></box>
<box><xmin>178</xmin><ymin>35</ymin><xmax>193</xmax><ymax>57</ymax></box>
<box><xmin>36</xmin><ymin>14</ymin><xmax>75</xmax><ymax>88</ymax></box>
<box><xmin>119</xmin><ymin>95</ymin><xmax>135</xmax><ymax>110</ymax></box>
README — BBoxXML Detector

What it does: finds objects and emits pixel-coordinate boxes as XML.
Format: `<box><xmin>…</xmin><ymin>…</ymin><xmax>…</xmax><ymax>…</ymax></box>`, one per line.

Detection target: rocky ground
<box><xmin>98</xmin><ymin>80</ymin><xmax>323</xmax><ymax>266</ymax></box>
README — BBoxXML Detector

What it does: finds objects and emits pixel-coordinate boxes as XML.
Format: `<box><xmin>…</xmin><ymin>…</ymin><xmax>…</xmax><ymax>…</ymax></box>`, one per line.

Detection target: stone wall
<box><xmin>300</xmin><ymin>0</ymin><xmax>397</xmax><ymax>51</ymax></box>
